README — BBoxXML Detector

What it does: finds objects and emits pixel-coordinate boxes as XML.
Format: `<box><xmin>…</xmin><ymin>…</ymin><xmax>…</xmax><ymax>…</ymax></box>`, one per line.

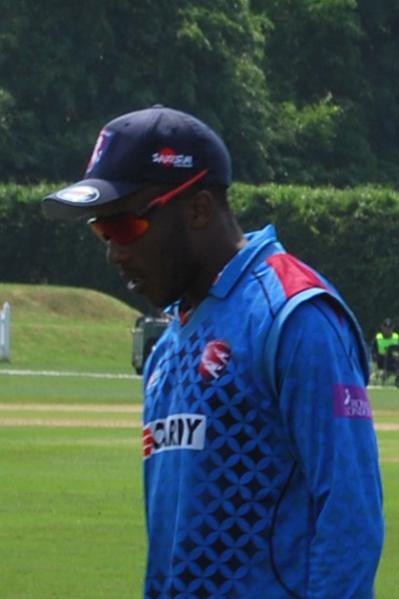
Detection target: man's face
<box><xmin>382</xmin><ymin>323</ymin><xmax>394</xmax><ymax>338</ymax></box>
<box><xmin>88</xmin><ymin>185</ymin><xmax>199</xmax><ymax>308</ymax></box>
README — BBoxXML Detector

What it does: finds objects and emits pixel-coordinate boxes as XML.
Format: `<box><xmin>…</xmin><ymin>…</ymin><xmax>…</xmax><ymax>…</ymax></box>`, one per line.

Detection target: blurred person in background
<box><xmin>372</xmin><ymin>317</ymin><xmax>399</xmax><ymax>370</ymax></box>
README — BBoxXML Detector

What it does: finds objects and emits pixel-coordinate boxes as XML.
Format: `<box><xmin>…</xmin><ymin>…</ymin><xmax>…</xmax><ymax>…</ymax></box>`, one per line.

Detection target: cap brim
<box><xmin>42</xmin><ymin>179</ymin><xmax>144</xmax><ymax>220</ymax></box>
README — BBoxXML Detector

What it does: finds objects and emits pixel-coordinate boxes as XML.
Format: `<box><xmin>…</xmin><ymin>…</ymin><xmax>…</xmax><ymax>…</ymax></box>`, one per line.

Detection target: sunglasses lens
<box><xmin>89</xmin><ymin>215</ymin><xmax>150</xmax><ymax>245</ymax></box>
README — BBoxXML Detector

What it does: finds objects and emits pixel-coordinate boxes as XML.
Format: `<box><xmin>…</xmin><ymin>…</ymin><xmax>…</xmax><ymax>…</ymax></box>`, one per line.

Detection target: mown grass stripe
<box><xmin>0</xmin><ymin>369</ymin><xmax>139</xmax><ymax>379</ymax></box>
<box><xmin>0</xmin><ymin>418</ymin><xmax>141</xmax><ymax>428</ymax></box>
<box><xmin>0</xmin><ymin>403</ymin><xmax>142</xmax><ymax>413</ymax></box>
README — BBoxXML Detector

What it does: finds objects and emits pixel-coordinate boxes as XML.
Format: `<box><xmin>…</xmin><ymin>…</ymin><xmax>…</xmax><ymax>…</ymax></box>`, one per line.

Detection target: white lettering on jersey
<box><xmin>143</xmin><ymin>413</ymin><xmax>206</xmax><ymax>459</ymax></box>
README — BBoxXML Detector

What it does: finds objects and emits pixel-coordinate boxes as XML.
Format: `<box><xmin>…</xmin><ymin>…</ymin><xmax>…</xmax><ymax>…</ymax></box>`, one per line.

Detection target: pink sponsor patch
<box><xmin>333</xmin><ymin>384</ymin><xmax>372</xmax><ymax>420</ymax></box>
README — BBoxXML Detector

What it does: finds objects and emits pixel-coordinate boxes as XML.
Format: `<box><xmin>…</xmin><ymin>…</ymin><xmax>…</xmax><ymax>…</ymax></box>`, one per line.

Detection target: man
<box><xmin>43</xmin><ymin>105</ymin><xmax>383</xmax><ymax>598</ymax></box>
<box><xmin>372</xmin><ymin>317</ymin><xmax>399</xmax><ymax>370</ymax></box>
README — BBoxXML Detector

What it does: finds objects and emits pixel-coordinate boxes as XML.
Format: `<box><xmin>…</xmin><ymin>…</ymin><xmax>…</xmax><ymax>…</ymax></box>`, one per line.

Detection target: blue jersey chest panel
<box><xmin>141</xmin><ymin>230</ymin><xmax>370</xmax><ymax>598</ymax></box>
<box><xmin>142</xmin><ymin>268</ymin><xmax>312</xmax><ymax>597</ymax></box>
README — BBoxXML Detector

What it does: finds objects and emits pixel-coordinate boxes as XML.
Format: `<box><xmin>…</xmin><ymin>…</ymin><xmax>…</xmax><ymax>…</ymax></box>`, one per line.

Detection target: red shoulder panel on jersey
<box><xmin>266</xmin><ymin>253</ymin><xmax>328</xmax><ymax>298</ymax></box>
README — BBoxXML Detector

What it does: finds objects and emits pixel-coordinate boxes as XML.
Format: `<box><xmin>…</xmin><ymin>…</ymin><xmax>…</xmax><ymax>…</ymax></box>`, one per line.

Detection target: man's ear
<box><xmin>186</xmin><ymin>190</ymin><xmax>214</xmax><ymax>230</ymax></box>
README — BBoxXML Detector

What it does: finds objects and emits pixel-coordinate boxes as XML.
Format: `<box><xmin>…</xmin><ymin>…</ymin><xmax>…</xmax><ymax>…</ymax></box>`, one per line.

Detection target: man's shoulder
<box><xmin>243</xmin><ymin>250</ymin><xmax>330</xmax><ymax>316</ymax></box>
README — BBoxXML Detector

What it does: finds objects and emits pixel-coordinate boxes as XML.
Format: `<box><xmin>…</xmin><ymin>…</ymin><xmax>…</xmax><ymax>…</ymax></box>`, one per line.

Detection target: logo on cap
<box><xmin>87</xmin><ymin>129</ymin><xmax>114</xmax><ymax>173</ymax></box>
<box><xmin>152</xmin><ymin>147</ymin><xmax>193</xmax><ymax>168</ymax></box>
<box><xmin>56</xmin><ymin>185</ymin><xmax>100</xmax><ymax>204</ymax></box>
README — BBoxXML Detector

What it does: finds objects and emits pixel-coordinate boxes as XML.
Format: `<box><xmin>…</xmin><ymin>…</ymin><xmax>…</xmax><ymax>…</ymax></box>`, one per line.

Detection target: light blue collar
<box><xmin>209</xmin><ymin>224</ymin><xmax>281</xmax><ymax>299</ymax></box>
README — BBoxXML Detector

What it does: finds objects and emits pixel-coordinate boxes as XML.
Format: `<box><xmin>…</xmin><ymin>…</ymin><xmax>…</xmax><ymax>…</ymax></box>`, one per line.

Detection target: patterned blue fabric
<box><xmin>142</xmin><ymin>225</ymin><xmax>383</xmax><ymax>598</ymax></box>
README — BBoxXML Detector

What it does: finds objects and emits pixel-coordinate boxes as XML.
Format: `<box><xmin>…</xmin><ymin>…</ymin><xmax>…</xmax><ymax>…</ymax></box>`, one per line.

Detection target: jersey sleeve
<box><xmin>275</xmin><ymin>297</ymin><xmax>384</xmax><ymax>599</ymax></box>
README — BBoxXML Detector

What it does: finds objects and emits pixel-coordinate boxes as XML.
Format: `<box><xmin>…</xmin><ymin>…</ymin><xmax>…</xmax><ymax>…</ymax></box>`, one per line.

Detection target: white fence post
<box><xmin>0</xmin><ymin>302</ymin><xmax>11</xmax><ymax>361</ymax></box>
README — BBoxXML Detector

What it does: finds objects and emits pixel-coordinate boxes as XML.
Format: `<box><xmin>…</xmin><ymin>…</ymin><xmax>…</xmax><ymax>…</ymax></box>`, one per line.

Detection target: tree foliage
<box><xmin>0</xmin><ymin>0</ymin><xmax>271</xmax><ymax>183</ymax></box>
<box><xmin>0</xmin><ymin>1</ymin><xmax>398</xmax><ymax>186</ymax></box>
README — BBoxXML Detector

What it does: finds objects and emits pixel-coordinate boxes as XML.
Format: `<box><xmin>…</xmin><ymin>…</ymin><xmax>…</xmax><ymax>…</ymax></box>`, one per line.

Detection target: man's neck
<box><xmin>185</xmin><ymin>234</ymin><xmax>247</xmax><ymax>308</ymax></box>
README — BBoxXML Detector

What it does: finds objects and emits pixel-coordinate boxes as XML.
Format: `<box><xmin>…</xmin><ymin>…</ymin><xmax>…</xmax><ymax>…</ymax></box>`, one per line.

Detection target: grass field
<box><xmin>0</xmin><ymin>283</ymin><xmax>398</xmax><ymax>597</ymax></box>
<box><xmin>0</xmin><ymin>284</ymin><xmax>138</xmax><ymax>373</ymax></box>
<box><xmin>0</xmin><ymin>375</ymin><xmax>397</xmax><ymax>598</ymax></box>
<box><xmin>0</xmin><ymin>374</ymin><xmax>145</xmax><ymax>599</ymax></box>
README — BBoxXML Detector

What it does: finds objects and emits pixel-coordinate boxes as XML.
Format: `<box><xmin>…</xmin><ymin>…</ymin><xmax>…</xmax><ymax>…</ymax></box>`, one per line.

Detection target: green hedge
<box><xmin>0</xmin><ymin>183</ymin><xmax>145</xmax><ymax>311</ymax></box>
<box><xmin>2</xmin><ymin>182</ymin><xmax>399</xmax><ymax>338</ymax></box>
<box><xmin>230</xmin><ymin>183</ymin><xmax>399</xmax><ymax>338</ymax></box>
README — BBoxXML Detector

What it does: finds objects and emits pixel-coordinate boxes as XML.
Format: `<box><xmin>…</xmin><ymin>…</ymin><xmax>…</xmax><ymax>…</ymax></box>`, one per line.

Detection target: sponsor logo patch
<box><xmin>56</xmin><ymin>185</ymin><xmax>100</xmax><ymax>204</ymax></box>
<box><xmin>152</xmin><ymin>147</ymin><xmax>193</xmax><ymax>168</ymax></box>
<box><xmin>333</xmin><ymin>384</ymin><xmax>372</xmax><ymax>420</ymax></box>
<box><xmin>86</xmin><ymin>128</ymin><xmax>114</xmax><ymax>173</ymax></box>
<box><xmin>143</xmin><ymin>413</ymin><xmax>206</xmax><ymax>459</ymax></box>
<box><xmin>199</xmin><ymin>340</ymin><xmax>231</xmax><ymax>381</ymax></box>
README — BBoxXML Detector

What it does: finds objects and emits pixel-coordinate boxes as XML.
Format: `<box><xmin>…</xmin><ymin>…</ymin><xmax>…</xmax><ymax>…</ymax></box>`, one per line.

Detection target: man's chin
<box><xmin>126</xmin><ymin>278</ymin><xmax>146</xmax><ymax>295</ymax></box>
<box><xmin>128</xmin><ymin>284</ymin><xmax>174</xmax><ymax>310</ymax></box>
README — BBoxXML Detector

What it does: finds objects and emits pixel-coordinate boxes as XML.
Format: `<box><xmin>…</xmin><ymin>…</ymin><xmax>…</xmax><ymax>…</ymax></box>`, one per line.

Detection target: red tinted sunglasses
<box><xmin>88</xmin><ymin>169</ymin><xmax>208</xmax><ymax>245</ymax></box>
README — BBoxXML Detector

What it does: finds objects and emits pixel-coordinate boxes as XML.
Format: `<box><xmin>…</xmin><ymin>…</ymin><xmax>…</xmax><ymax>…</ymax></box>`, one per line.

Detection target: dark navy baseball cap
<box><xmin>42</xmin><ymin>105</ymin><xmax>232</xmax><ymax>219</ymax></box>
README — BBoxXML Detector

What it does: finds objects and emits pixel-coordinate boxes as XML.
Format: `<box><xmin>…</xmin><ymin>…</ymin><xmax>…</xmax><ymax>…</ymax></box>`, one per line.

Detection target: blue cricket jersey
<box><xmin>142</xmin><ymin>225</ymin><xmax>384</xmax><ymax>598</ymax></box>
